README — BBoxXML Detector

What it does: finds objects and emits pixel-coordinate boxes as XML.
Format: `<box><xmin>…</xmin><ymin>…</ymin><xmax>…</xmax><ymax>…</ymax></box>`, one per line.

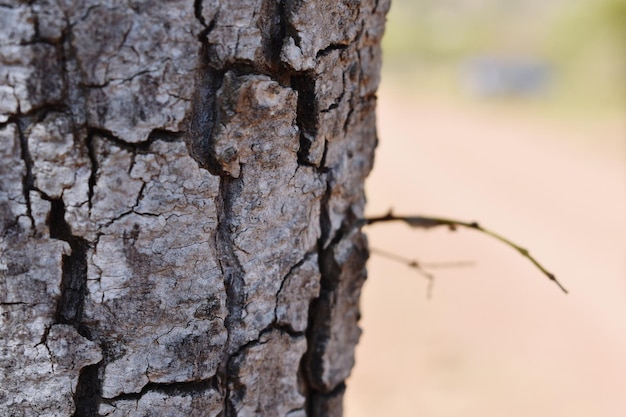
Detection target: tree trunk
<box><xmin>0</xmin><ymin>1</ymin><xmax>388</xmax><ymax>415</ymax></box>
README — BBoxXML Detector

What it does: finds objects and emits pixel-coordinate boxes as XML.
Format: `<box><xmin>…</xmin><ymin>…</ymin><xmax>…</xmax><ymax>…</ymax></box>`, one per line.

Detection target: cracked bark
<box><xmin>0</xmin><ymin>1</ymin><xmax>388</xmax><ymax>416</ymax></box>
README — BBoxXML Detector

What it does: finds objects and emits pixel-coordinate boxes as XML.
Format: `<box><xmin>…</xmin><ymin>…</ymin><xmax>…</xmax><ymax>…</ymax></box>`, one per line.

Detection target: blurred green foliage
<box><xmin>382</xmin><ymin>0</ymin><xmax>625</xmax><ymax>116</ymax></box>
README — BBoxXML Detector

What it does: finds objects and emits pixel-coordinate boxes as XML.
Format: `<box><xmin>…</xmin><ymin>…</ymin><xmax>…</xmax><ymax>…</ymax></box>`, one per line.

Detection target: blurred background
<box><xmin>345</xmin><ymin>0</ymin><xmax>626</xmax><ymax>416</ymax></box>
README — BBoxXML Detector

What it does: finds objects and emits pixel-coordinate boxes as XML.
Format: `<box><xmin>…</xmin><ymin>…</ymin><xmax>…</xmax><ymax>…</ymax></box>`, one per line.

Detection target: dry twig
<box><xmin>362</xmin><ymin>210</ymin><xmax>568</xmax><ymax>294</ymax></box>
<box><xmin>369</xmin><ymin>247</ymin><xmax>475</xmax><ymax>297</ymax></box>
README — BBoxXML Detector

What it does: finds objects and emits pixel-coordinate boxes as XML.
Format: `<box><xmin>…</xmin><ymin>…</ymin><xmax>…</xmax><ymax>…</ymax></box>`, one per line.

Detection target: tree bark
<box><xmin>0</xmin><ymin>1</ymin><xmax>388</xmax><ymax>415</ymax></box>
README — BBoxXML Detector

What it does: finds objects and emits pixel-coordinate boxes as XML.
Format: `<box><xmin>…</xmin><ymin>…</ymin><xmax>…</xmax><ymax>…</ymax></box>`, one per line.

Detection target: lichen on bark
<box><xmin>0</xmin><ymin>0</ymin><xmax>389</xmax><ymax>415</ymax></box>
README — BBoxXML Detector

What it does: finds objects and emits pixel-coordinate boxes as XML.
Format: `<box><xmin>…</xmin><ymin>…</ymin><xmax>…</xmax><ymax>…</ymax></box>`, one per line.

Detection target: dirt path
<box><xmin>345</xmin><ymin>86</ymin><xmax>626</xmax><ymax>416</ymax></box>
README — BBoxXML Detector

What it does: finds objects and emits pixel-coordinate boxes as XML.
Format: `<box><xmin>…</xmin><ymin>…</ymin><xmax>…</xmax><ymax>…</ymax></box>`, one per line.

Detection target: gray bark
<box><xmin>0</xmin><ymin>1</ymin><xmax>388</xmax><ymax>415</ymax></box>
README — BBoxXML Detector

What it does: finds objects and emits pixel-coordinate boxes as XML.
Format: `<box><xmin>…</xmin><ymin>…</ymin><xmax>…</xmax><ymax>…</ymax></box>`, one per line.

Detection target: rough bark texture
<box><xmin>0</xmin><ymin>1</ymin><xmax>388</xmax><ymax>416</ymax></box>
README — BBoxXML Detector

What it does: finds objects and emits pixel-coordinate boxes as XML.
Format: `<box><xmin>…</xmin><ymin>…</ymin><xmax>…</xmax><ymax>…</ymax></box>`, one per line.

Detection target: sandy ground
<box><xmin>344</xmin><ymin>84</ymin><xmax>626</xmax><ymax>416</ymax></box>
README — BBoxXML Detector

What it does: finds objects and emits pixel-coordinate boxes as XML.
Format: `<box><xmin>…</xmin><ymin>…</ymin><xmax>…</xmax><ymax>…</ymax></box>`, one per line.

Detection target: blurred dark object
<box><xmin>461</xmin><ymin>56</ymin><xmax>552</xmax><ymax>98</ymax></box>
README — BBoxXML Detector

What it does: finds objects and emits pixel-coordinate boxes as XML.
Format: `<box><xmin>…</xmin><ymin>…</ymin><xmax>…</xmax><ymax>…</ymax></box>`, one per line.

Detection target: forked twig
<box><xmin>370</xmin><ymin>247</ymin><xmax>475</xmax><ymax>269</ymax></box>
<box><xmin>369</xmin><ymin>247</ymin><xmax>475</xmax><ymax>298</ymax></box>
<box><xmin>369</xmin><ymin>247</ymin><xmax>435</xmax><ymax>296</ymax></box>
<box><xmin>362</xmin><ymin>210</ymin><xmax>568</xmax><ymax>294</ymax></box>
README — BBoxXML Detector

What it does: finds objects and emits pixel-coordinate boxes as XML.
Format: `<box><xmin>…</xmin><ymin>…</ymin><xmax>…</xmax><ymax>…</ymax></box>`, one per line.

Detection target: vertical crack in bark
<box><xmin>48</xmin><ymin>197</ymin><xmax>90</xmax><ymax>336</ymax></box>
<box><xmin>290</xmin><ymin>72</ymin><xmax>319</xmax><ymax>167</ymax></box>
<box><xmin>214</xmin><ymin>175</ymin><xmax>246</xmax><ymax>417</ymax></box>
<box><xmin>72</xmin><ymin>364</ymin><xmax>101</xmax><ymax>417</ymax></box>
<box><xmin>15</xmin><ymin>120</ymin><xmax>35</xmax><ymax>230</ymax></box>
<box><xmin>186</xmin><ymin>51</ymin><xmax>224</xmax><ymax>172</ymax></box>
<box><xmin>188</xmin><ymin>0</ymin><xmax>226</xmax><ymax>173</ymax></box>
<box><xmin>306</xmin><ymin>239</ymin><xmax>341</xmax><ymax>391</ymax></box>
<box><xmin>304</xmin><ymin>223</ymin><xmax>360</xmax><ymax>416</ymax></box>
<box><xmin>193</xmin><ymin>0</ymin><xmax>207</xmax><ymax>28</ymax></box>
<box><xmin>318</xmin><ymin>175</ymin><xmax>333</xmax><ymax>247</ymax></box>
<box><xmin>301</xmin><ymin>175</ymin><xmax>333</xmax><ymax>415</ymax></box>
<box><xmin>303</xmin><ymin>169</ymin><xmax>366</xmax><ymax>415</ymax></box>
<box><xmin>308</xmin><ymin>382</ymin><xmax>347</xmax><ymax>417</ymax></box>
<box><xmin>216</xmin><ymin>176</ymin><xmax>246</xmax><ymax>353</ymax></box>
<box><xmin>85</xmin><ymin>132</ymin><xmax>98</xmax><ymax>210</ymax></box>
<box><xmin>260</xmin><ymin>0</ymin><xmax>287</xmax><ymax>72</ymax></box>
<box><xmin>48</xmin><ymin>197</ymin><xmax>101</xmax><ymax>415</ymax></box>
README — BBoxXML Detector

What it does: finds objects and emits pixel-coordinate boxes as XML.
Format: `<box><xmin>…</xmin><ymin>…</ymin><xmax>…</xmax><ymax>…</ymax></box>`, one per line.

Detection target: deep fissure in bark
<box><xmin>103</xmin><ymin>376</ymin><xmax>220</xmax><ymax>403</ymax></box>
<box><xmin>291</xmin><ymin>72</ymin><xmax>319</xmax><ymax>166</ymax></box>
<box><xmin>302</xmin><ymin>176</ymin><xmax>335</xmax><ymax>414</ymax></box>
<box><xmin>309</xmin><ymin>383</ymin><xmax>347</xmax><ymax>417</ymax></box>
<box><xmin>214</xmin><ymin>175</ymin><xmax>247</xmax><ymax>417</ymax></box>
<box><xmin>303</xmin><ymin>170</ymin><xmax>366</xmax><ymax>413</ymax></box>
<box><xmin>85</xmin><ymin>132</ymin><xmax>98</xmax><ymax>210</ymax></box>
<box><xmin>72</xmin><ymin>364</ymin><xmax>101</xmax><ymax>417</ymax></box>
<box><xmin>15</xmin><ymin>120</ymin><xmax>36</xmax><ymax>229</ymax></box>
<box><xmin>305</xmin><ymin>232</ymin><xmax>344</xmax><ymax>383</ymax></box>
<box><xmin>216</xmin><ymin>176</ymin><xmax>246</xmax><ymax>355</ymax></box>
<box><xmin>48</xmin><ymin>196</ymin><xmax>101</xmax><ymax>415</ymax></box>
<box><xmin>48</xmin><ymin>197</ymin><xmax>90</xmax><ymax>336</ymax></box>
<box><xmin>88</xmin><ymin>126</ymin><xmax>180</xmax><ymax>154</ymax></box>
<box><xmin>193</xmin><ymin>0</ymin><xmax>208</xmax><ymax>28</ymax></box>
<box><xmin>259</xmin><ymin>0</ymin><xmax>287</xmax><ymax>71</ymax></box>
<box><xmin>187</xmin><ymin>63</ymin><xmax>225</xmax><ymax>172</ymax></box>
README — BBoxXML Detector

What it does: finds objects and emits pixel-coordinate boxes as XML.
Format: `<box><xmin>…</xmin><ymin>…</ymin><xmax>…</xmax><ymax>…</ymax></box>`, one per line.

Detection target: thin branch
<box><xmin>370</xmin><ymin>247</ymin><xmax>475</xmax><ymax>269</ymax></box>
<box><xmin>362</xmin><ymin>210</ymin><xmax>568</xmax><ymax>294</ymax></box>
<box><xmin>370</xmin><ymin>247</ymin><xmax>475</xmax><ymax>298</ymax></box>
<box><xmin>370</xmin><ymin>246</ymin><xmax>434</xmax><ymax>277</ymax></box>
